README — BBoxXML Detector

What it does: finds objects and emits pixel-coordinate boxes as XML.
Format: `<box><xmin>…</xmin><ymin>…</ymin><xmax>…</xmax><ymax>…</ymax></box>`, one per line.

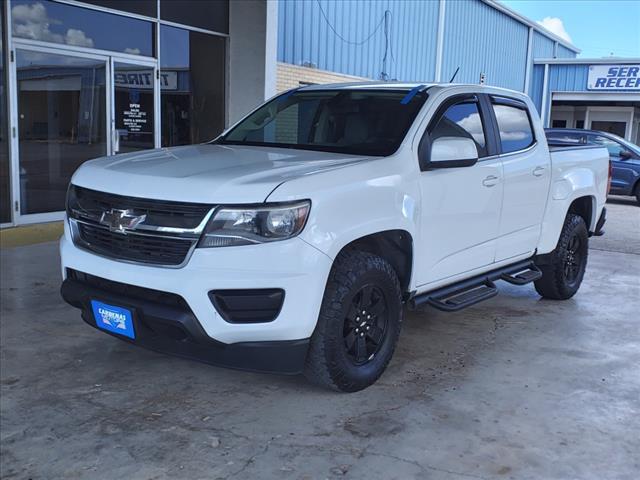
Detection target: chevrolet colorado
<box><xmin>61</xmin><ymin>83</ymin><xmax>609</xmax><ymax>392</ymax></box>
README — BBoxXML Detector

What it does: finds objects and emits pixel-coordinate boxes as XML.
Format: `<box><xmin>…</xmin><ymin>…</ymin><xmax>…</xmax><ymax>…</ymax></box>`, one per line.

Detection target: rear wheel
<box><xmin>304</xmin><ymin>250</ymin><xmax>402</xmax><ymax>392</ymax></box>
<box><xmin>634</xmin><ymin>183</ymin><xmax>640</xmax><ymax>206</ymax></box>
<box><xmin>534</xmin><ymin>213</ymin><xmax>589</xmax><ymax>300</ymax></box>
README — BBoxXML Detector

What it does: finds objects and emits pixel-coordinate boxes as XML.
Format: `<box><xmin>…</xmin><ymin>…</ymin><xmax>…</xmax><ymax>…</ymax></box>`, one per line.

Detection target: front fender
<box><xmin>267</xmin><ymin>155</ymin><xmax>420</xmax><ymax>261</ymax></box>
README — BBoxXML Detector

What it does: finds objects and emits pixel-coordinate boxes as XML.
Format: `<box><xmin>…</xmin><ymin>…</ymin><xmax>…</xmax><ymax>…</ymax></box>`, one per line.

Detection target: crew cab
<box><xmin>60</xmin><ymin>83</ymin><xmax>609</xmax><ymax>392</ymax></box>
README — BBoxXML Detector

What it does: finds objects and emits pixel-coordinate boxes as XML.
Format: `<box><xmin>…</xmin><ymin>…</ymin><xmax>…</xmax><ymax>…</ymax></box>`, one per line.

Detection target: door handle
<box><xmin>482</xmin><ymin>175</ymin><xmax>499</xmax><ymax>187</ymax></box>
<box><xmin>533</xmin><ymin>166</ymin><xmax>546</xmax><ymax>177</ymax></box>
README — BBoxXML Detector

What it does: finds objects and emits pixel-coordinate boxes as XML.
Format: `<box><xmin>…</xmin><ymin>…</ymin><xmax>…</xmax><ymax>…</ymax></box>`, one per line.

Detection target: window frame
<box><xmin>488</xmin><ymin>95</ymin><xmax>537</xmax><ymax>156</ymax></box>
<box><xmin>418</xmin><ymin>93</ymin><xmax>498</xmax><ymax>171</ymax></box>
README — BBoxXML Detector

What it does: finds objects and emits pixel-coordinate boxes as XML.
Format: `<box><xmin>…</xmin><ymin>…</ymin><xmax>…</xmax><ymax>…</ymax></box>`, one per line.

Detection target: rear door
<box><xmin>490</xmin><ymin>96</ymin><xmax>551</xmax><ymax>262</ymax></box>
<box><xmin>415</xmin><ymin>93</ymin><xmax>503</xmax><ymax>286</ymax></box>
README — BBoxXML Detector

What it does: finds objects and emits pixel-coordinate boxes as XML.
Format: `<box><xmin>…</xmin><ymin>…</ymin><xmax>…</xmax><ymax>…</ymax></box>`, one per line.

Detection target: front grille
<box><xmin>76</xmin><ymin>222</ymin><xmax>195</xmax><ymax>266</ymax></box>
<box><xmin>71</xmin><ymin>185</ymin><xmax>212</xmax><ymax>229</ymax></box>
<box><xmin>68</xmin><ymin>185</ymin><xmax>213</xmax><ymax>267</ymax></box>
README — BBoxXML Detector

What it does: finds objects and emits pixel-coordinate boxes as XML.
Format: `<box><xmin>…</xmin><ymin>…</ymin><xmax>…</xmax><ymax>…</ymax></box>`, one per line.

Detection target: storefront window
<box><xmin>160</xmin><ymin>0</ymin><xmax>228</xmax><ymax>34</ymax></box>
<box><xmin>81</xmin><ymin>0</ymin><xmax>158</xmax><ymax>18</ymax></box>
<box><xmin>160</xmin><ymin>25</ymin><xmax>225</xmax><ymax>147</ymax></box>
<box><xmin>1</xmin><ymin>4</ymin><xmax>10</xmax><ymax>223</ymax></box>
<box><xmin>11</xmin><ymin>0</ymin><xmax>154</xmax><ymax>57</ymax></box>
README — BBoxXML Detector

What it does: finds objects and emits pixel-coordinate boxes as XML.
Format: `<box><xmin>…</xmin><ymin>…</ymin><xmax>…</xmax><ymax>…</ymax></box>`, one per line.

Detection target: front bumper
<box><xmin>60</xmin><ymin>221</ymin><xmax>333</xmax><ymax>346</ymax></box>
<box><xmin>60</xmin><ymin>273</ymin><xmax>309</xmax><ymax>374</ymax></box>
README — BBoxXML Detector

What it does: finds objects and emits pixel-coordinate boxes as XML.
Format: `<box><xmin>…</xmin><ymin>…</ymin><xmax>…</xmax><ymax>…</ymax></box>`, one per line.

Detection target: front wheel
<box><xmin>304</xmin><ymin>250</ymin><xmax>402</xmax><ymax>392</ymax></box>
<box><xmin>534</xmin><ymin>213</ymin><xmax>589</xmax><ymax>300</ymax></box>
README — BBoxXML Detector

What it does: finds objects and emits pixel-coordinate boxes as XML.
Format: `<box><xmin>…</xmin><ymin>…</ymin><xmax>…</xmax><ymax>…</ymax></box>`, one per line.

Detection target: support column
<box><xmin>227</xmin><ymin>0</ymin><xmax>278</xmax><ymax>125</ymax></box>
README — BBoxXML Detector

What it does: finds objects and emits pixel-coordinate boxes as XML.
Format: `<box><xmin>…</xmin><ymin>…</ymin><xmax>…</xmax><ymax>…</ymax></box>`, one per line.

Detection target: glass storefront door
<box><xmin>15</xmin><ymin>49</ymin><xmax>107</xmax><ymax>216</ymax></box>
<box><xmin>112</xmin><ymin>61</ymin><xmax>156</xmax><ymax>153</ymax></box>
<box><xmin>11</xmin><ymin>47</ymin><xmax>158</xmax><ymax>223</ymax></box>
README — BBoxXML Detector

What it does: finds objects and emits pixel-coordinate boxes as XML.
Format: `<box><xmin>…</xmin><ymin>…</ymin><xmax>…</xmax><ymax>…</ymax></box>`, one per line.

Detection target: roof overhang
<box><xmin>552</xmin><ymin>92</ymin><xmax>640</xmax><ymax>102</ymax></box>
<box><xmin>535</xmin><ymin>58</ymin><xmax>640</xmax><ymax>65</ymax></box>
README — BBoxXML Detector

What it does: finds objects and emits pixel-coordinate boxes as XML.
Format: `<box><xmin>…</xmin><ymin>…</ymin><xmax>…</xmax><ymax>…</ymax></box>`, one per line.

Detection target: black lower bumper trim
<box><xmin>60</xmin><ymin>276</ymin><xmax>309</xmax><ymax>375</ymax></box>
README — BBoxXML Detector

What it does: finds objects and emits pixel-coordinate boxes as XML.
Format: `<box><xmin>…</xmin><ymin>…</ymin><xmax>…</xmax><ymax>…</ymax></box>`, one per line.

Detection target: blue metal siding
<box><xmin>277</xmin><ymin>0</ymin><xmax>439</xmax><ymax>81</ymax></box>
<box><xmin>440</xmin><ymin>0</ymin><xmax>529</xmax><ymax>89</ymax></box>
<box><xmin>547</xmin><ymin>63</ymin><xmax>638</xmax><ymax>93</ymax></box>
<box><xmin>530</xmin><ymin>64</ymin><xmax>545</xmax><ymax>113</ymax></box>
<box><xmin>532</xmin><ymin>31</ymin><xmax>554</xmax><ymax>58</ymax></box>
<box><xmin>556</xmin><ymin>44</ymin><xmax>577</xmax><ymax>58</ymax></box>
<box><xmin>548</xmin><ymin>64</ymin><xmax>590</xmax><ymax>91</ymax></box>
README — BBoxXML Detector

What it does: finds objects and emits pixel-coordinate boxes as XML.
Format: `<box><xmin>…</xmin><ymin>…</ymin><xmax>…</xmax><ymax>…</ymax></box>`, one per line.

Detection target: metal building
<box><xmin>276</xmin><ymin>0</ymin><xmax>639</xmax><ymax>143</ymax></box>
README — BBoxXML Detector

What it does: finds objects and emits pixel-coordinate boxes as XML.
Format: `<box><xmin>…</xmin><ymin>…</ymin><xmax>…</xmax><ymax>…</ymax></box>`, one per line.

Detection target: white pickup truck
<box><xmin>61</xmin><ymin>83</ymin><xmax>609</xmax><ymax>392</ymax></box>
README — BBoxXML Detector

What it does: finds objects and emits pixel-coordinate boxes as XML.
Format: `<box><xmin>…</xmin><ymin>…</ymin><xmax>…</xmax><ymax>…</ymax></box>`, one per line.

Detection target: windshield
<box><xmin>218</xmin><ymin>88</ymin><xmax>428</xmax><ymax>156</ymax></box>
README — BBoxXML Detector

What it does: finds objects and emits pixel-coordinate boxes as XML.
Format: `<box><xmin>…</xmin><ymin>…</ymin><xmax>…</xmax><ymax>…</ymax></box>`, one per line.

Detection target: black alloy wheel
<box><xmin>343</xmin><ymin>285</ymin><xmax>388</xmax><ymax>365</ymax></box>
<box><xmin>563</xmin><ymin>233</ymin><xmax>583</xmax><ymax>286</ymax></box>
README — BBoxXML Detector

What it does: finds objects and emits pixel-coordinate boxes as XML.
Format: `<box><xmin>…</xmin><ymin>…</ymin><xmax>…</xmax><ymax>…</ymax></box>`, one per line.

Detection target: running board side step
<box><xmin>500</xmin><ymin>264</ymin><xmax>542</xmax><ymax>285</ymax></box>
<box><xmin>409</xmin><ymin>260</ymin><xmax>541</xmax><ymax>312</ymax></box>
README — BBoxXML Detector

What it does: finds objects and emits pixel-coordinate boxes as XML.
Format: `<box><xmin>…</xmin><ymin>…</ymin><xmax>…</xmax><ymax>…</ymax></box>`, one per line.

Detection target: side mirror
<box><xmin>619</xmin><ymin>150</ymin><xmax>633</xmax><ymax>160</ymax></box>
<box><xmin>425</xmin><ymin>136</ymin><xmax>479</xmax><ymax>169</ymax></box>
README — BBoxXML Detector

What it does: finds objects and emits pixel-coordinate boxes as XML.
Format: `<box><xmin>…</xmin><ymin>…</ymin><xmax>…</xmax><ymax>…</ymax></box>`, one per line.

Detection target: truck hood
<box><xmin>71</xmin><ymin>144</ymin><xmax>371</xmax><ymax>203</ymax></box>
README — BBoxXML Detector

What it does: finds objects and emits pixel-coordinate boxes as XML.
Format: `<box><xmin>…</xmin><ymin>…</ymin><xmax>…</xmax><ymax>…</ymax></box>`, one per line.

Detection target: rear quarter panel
<box><xmin>537</xmin><ymin>146</ymin><xmax>609</xmax><ymax>254</ymax></box>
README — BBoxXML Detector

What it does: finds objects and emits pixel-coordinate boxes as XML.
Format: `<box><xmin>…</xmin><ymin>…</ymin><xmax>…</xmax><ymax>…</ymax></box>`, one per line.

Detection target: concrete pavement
<box><xmin>1</xmin><ymin>200</ymin><xmax>639</xmax><ymax>480</ymax></box>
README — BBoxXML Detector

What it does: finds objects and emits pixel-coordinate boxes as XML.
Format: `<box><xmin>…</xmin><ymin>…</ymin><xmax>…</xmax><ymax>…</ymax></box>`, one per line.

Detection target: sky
<box><xmin>501</xmin><ymin>0</ymin><xmax>640</xmax><ymax>58</ymax></box>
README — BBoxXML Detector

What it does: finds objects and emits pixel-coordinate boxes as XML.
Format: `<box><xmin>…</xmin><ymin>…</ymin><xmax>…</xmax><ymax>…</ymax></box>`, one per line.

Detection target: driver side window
<box><xmin>429</xmin><ymin>99</ymin><xmax>488</xmax><ymax>158</ymax></box>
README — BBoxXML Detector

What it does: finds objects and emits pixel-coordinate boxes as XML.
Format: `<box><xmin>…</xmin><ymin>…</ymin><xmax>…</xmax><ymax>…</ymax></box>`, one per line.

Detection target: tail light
<box><xmin>607</xmin><ymin>160</ymin><xmax>613</xmax><ymax>196</ymax></box>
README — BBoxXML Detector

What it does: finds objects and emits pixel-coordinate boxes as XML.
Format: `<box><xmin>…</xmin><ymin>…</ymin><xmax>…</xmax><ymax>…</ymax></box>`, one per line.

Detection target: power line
<box><xmin>316</xmin><ymin>0</ymin><xmax>385</xmax><ymax>46</ymax></box>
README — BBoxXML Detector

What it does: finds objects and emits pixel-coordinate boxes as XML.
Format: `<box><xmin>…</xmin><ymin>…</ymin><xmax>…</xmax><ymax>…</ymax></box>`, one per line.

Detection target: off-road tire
<box><xmin>304</xmin><ymin>250</ymin><xmax>402</xmax><ymax>392</ymax></box>
<box><xmin>534</xmin><ymin>213</ymin><xmax>589</xmax><ymax>300</ymax></box>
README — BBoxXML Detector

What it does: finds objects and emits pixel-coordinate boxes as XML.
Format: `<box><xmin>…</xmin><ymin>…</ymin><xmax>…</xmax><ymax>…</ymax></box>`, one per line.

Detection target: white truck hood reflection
<box><xmin>71</xmin><ymin>144</ymin><xmax>371</xmax><ymax>203</ymax></box>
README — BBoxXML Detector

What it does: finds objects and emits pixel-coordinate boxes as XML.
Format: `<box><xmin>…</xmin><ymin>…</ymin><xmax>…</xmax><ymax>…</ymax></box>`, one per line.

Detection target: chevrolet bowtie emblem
<box><xmin>99</xmin><ymin>209</ymin><xmax>147</xmax><ymax>233</ymax></box>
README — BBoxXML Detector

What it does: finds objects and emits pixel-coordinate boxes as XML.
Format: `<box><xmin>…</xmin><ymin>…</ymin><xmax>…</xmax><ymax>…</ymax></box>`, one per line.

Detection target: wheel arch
<box><xmin>336</xmin><ymin>230</ymin><xmax>414</xmax><ymax>295</ymax></box>
<box><xmin>567</xmin><ymin>195</ymin><xmax>596</xmax><ymax>232</ymax></box>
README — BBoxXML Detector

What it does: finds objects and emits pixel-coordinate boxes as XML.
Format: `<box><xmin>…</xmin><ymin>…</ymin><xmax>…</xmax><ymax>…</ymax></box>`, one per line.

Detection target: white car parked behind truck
<box><xmin>61</xmin><ymin>83</ymin><xmax>609</xmax><ymax>392</ymax></box>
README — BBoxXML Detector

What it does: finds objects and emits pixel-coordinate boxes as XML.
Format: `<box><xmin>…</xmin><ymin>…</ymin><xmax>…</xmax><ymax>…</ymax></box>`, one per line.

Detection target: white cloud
<box><xmin>65</xmin><ymin>29</ymin><xmax>94</xmax><ymax>48</ymax></box>
<box><xmin>124</xmin><ymin>48</ymin><xmax>141</xmax><ymax>55</ymax></box>
<box><xmin>457</xmin><ymin>112</ymin><xmax>486</xmax><ymax>144</ymax></box>
<box><xmin>537</xmin><ymin>16</ymin><xmax>572</xmax><ymax>43</ymax></box>
<box><xmin>12</xmin><ymin>2</ymin><xmax>95</xmax><ymax>49</ymax></box>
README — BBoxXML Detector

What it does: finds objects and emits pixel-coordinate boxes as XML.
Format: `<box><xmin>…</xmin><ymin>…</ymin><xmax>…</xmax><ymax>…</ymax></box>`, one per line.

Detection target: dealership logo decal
<box><xmin>99</xmin><ymin>209</ymin><xmax>147</xmax><ymax>233</ymax></box>
<box><xmin>588</xmin><ymin>65</ymin><xmax>640</xmax><ymax>90</ymax></box>
<box><xmin>97</xmin><ymin>307</ymin><xmax>127</xmax><ymax>330</ymax></box>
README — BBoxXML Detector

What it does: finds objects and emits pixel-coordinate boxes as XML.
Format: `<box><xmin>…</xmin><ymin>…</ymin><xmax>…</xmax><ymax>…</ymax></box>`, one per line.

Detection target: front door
<box><xmin>415</xmin><ymin>94</ymin><xmax>504</xmax><ymax>287</ymax></box>
<box><xmin>11</xmin><ymin>48</ymin><xmax>158</xmax><ymax>224</ymax></box>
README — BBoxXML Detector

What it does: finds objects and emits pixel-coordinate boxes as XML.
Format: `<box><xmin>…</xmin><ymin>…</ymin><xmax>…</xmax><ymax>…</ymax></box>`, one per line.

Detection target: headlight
<box><xmin>198</xmin><ymin>201</ymin><xmax>311</xmax><ymax>248</ymax></box>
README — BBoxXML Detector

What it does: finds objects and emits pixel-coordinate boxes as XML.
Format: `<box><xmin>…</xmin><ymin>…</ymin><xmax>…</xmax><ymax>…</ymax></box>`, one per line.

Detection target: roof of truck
<box><xmin>295</xmin><ymin>82</ymin><xmax>527</xmax><ymax>97</ymax></box>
